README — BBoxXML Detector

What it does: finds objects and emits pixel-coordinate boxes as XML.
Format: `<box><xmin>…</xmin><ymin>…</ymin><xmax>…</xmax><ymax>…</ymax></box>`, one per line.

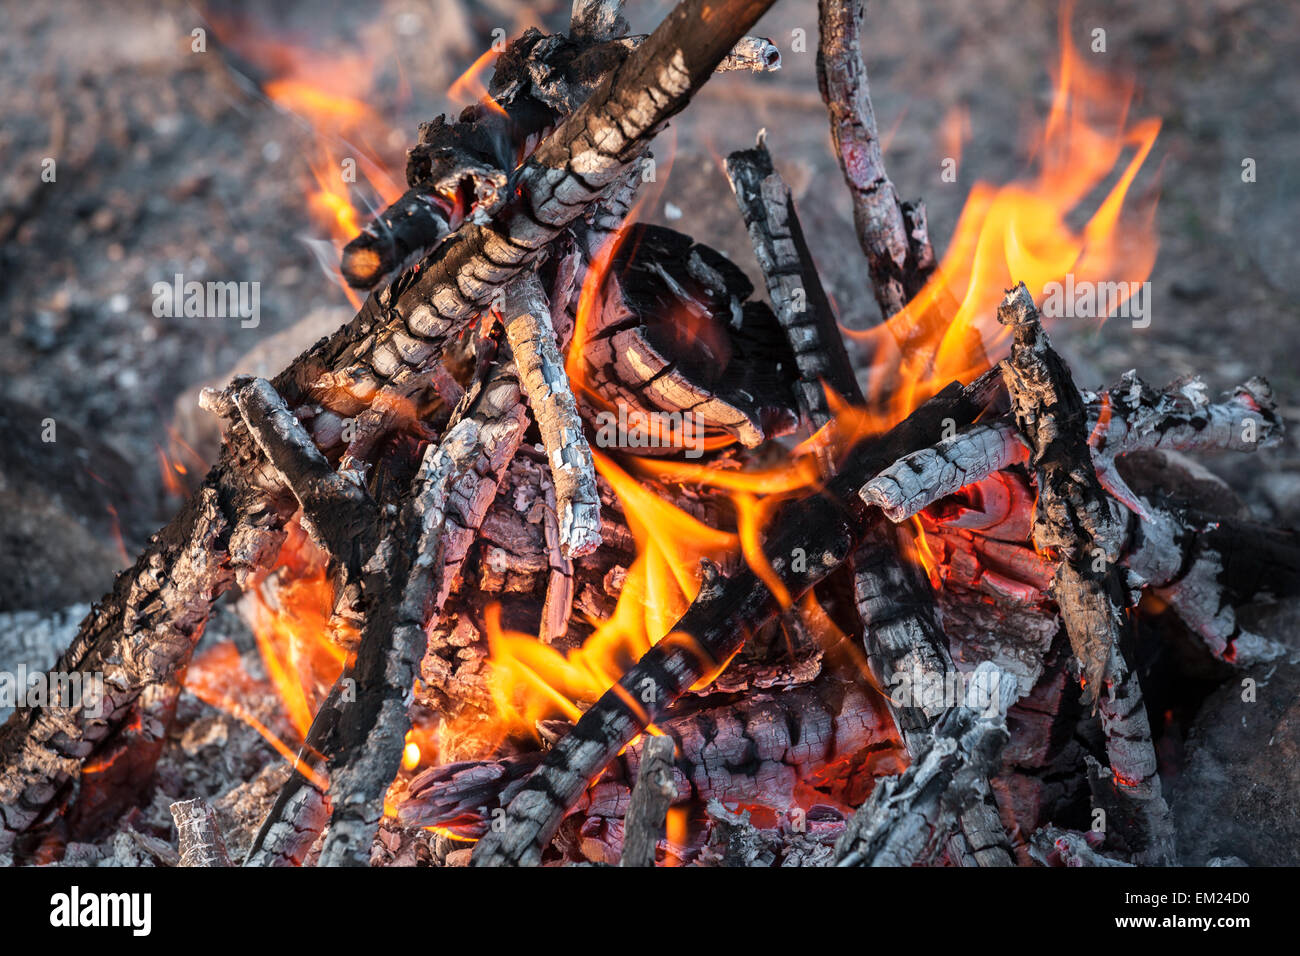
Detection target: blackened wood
<box><xmin>341</xmin><ymin>189</ymin><xmax>451</xmax><ymax>289</ymax></box>
<box><xmin>619</xmin><ymin>734</ymin><xmax>677</xmax><ymax>866</ymax></box>
<box><xmin>171</xmin><ymin>798</ymin><xmax>233</xmax><ymax>867</ymax></box>
<box><xmin>469</xmin><ymin>371</ymin><xmax>1000</xmax><ymax>865</ymax></box>
<box><xmin>0</xmin><ymin>429</ymin><xmax>288</xmax><ymax>854</ymax></box>
<box><xmin>834</xmin><ymin>663</ymin><xmax>1012</xmax><ymax>866</ymax></box>
<box><xmin>997</xmin><ymin>283</ymin><xmax>1125</xmax><ymax>709</ymax></box>
<box><xmin>725</xmin><ymin>137</ymin><xmax>863</xmax><ymax>425</ymax></box>
<box><xmin>816</xmin><ymin>0</ymin><xmax>934</xmax><ymax>318</ymax></box>
<box><xmin>401</xmin><ymin>673</ymin><xmax>902</xmax><ymax>835</ymax></box>
<box><xmin>863</xmin><ymin>374</ymin><xmax>1280</xmax><ymax>524</ymax></box>
<box><xmin>570</xmin><ymin>0</ymin><xmax>628</xmax><ymax>40</ymax></box>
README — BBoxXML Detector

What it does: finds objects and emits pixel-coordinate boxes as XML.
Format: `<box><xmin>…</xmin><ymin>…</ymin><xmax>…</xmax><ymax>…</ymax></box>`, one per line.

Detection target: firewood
<box><xmin>725</xmin><ymin>135</ymin><xmax>863</xmax><ymax>425</ymax></box>
<box><xmin>577</xmin><ymin>223</ymin><xmax>801</xmax><ymax>448</ymax></box>
<box><xmin>619</xmin><ymin>734</ymin><xmax>677</xmax><ymax>866</ymax></box>
<box><xmin>816</xmin><ymin>0</ymin><xmax>935</xmax><ymax>319</ymax></box>
<box><xmin>469</xmin><ymin>371</ymin><xmax>1002</xmax><ymax>865</ymax></box>
<box><xmin>246</xmin><ymin>360</ymin><xmax>528</xmax><ymax>866</ymax></box>
<box><xmin>0</xmin><ymin>0</ymin><xmax>765</xmax><ymax>841</ymax></box>
<box><xmin>995</xmin><ymin>283</ymin><xmax>1175</xmax><ymax>864</ymax></box>
<box><xmin>170</xmin><ymin>798</ymin><xmax>233</xmax><ymax>867</ymax></box>
<box><xmin>340</xmin><ymin>189</ymin><xmax>452</xmax><ymax>290</ymax></box>
<box><xmin>399</xmin><ymin>672</ymin><xmax>903</xmax><ymax>839</ymax></box>
<box><xmin>862</xmin><ymin>374</ymin><xmax>1281</xmax><ymax>524</ymax></box>
<box><xmin>1029</xmin><ymin>825</ymin><xmax>1133</xmax><ymax>867</ymax></box>
<box><xmin>834</xmin><ymin>662</ymin><xmax>1013</xmax><ymax>866</ymax></box>
<box><xmin>501</xmin><ymin>273</ymin><xmax>601</xmax><ymax>557</ymax></box>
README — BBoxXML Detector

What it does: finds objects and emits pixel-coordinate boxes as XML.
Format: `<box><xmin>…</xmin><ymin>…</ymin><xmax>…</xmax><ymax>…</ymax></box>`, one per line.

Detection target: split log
<box><xmin>619</xmin><ymin>735</ymin><xmax>677</xmax><ymax>866</ymax></box>
<box><xmin>170</xmin><ymin>798</ymin><xmax>233</xmax><ymax>867</ymax></box>
<box><xmin>501</xmin><ymin>273</ymin><xmax>601</xmax><ymax>557</ymax></box>
<box><xmin>469</xmin><ymin>370</ymin><xmax>1002</xmax><ymax>865</ymax></box>
<box><xmin>834</xmin><ymin>662</ymin><xmax>1013</xmax><ymax>866</ymax></box>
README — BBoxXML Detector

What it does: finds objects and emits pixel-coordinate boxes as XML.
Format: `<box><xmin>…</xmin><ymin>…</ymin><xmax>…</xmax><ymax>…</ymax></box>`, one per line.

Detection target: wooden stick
<box><xmin>619</xmin><ymin>735</ymin><xmax>677</xmax><ymax>866</ymax></box>
<box><xmin>502</xmin><ymin>273</ymin><xmax>602</xmax><ymax>557</ymax></box>
<box><xmin>816</xmin><ymin>0</ymin><xmax>934</xmax><ymax>318</ymax></box>
<box><xmin>725</xmin><ymin>135</ymin><xmax>863</xmax><ymax>424</ymax></box>
<box><xmin>170</xmin><ymin>798</ymin><xmax>233</xmax><ymax>867</ymax></box>
<box><xmin>862</xmin><ymin>375</ymin><xmax>1280</xmax><ymax>524</ymax></box>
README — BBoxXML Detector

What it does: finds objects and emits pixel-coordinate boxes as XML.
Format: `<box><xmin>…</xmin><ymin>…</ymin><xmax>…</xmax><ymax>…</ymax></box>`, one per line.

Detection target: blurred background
<box><xmin>1</xmin><ymin>0</ymin><xmax>1297</xmax><ymax>612</ymax></box>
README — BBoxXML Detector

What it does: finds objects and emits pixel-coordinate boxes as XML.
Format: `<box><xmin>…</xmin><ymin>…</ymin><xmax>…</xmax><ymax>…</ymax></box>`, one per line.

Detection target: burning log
<box><xmin>399</xmin><ymin>671</ymin><xmax>904</xmax><ymax>847</ymax></box>
<box><xmin>861</xmin><ymin>375</ymin><xmax>1280</xmax><ymax>525</ymax></box>
<box><xmin>469</xmin><ymin>371</ymin><xmax>1001</xmax><ymax>865</ymax></box>
<box><xmin>996</xmin><ymin>283</ymin><xmax>1175</xmax><ymax>864</ymax></box>
<box><xmin>170</xmin><ymin>798</ymin><xmax>233</xmax><ymax>867</ymax></box>
<box><xmin>619</xmin><ymin>734</ymin><xmax>677</xmax><ymax>866</ymax></box>
<box><xmin>578</xmin><ymin>223</ymin><xmax>801</xmax><ymax>449</ymax></box>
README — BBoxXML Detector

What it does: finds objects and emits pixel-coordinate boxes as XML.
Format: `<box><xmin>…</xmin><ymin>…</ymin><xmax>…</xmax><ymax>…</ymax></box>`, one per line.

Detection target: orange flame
<box><xmin>849</xmin><ymin>1</ymin><xmax>1160</xmax><ymax>429</ymax></box>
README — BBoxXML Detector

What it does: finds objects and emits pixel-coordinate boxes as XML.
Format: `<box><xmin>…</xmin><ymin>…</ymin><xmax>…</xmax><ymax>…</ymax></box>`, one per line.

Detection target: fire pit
<box><xmin>1</xmin><ymin>0</ymin><xmax>1297</xmax><ymax>877</ymax></box>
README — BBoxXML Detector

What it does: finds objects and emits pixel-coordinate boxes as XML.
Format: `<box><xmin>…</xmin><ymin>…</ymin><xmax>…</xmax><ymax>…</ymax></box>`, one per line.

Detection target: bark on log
<box><xmin>997</xmin><ymin>283</ymin><xmax>1126</xmax><ymax>708</ymax></box>
<box><xmin>816</xmin><ymin>0</ymin><xmax>934</xmax><ymax>319</ymax></box>
<box><xmin>995</xmin><ymin>283</ymin><xmax>1175</xmax><ymax>864</ymax></box>
<box><xmin>0</xmin><ymin>430</ymin><xmax>287</xmax><ymax>855</ymax></box>
<box><xmin>469</xmin><ymin>371</ymin><xmax>1001</xmax><ymax>865</ymax></box>
<box><xmin>619</xmin><ymin>734</ymin><xmax>677</xmax><ymax>866</ymax></box>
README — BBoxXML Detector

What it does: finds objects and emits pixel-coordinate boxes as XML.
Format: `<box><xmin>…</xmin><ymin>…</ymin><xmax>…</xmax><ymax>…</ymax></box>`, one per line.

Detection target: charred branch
<box><xmin>834</xmin><ymin>663</ymin><xmax>1013</xmax><ymax>866</ymax></box>
<box><xmin>469</xmin><ymin>371</ymin><xmax>1001</xmax><ymax>865</ymax></box>
<box><xmin>619</xmin><ymin>734</ymin><xmax>677</xmax><ymax>866</ymax></box>
<box><xmin>816</xmin><ymin>0</ymin><xmax>935</xmax><ymax>318</ymax></box>
<box><xmin>501</xmin><ymin>273</ymin><xmax>602</xmax><ymax>557</ymax></box>
<box><xmin>725</xmin><ymin>136</ymin><xmax>863</xmax><ymax>425</ymax></box>
<box><xmin>170</xmin><ymin>798</ymin><xmax>233</xmax><ymax>867</ymax></box>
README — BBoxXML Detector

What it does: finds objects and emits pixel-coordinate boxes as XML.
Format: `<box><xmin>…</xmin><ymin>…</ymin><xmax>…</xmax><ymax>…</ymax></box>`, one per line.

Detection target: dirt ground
<box><xmin>1</xmin><ymin>0</ymin><xmax>1297</xmax><ymax>609</ymax></box>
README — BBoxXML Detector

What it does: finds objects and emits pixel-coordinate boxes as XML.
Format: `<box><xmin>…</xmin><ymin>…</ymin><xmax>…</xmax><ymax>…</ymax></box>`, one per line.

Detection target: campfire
<box><xmin>2</xmin><ymin>0</ymin><xmax>1297</xmax><ymax>871</ymax></box>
